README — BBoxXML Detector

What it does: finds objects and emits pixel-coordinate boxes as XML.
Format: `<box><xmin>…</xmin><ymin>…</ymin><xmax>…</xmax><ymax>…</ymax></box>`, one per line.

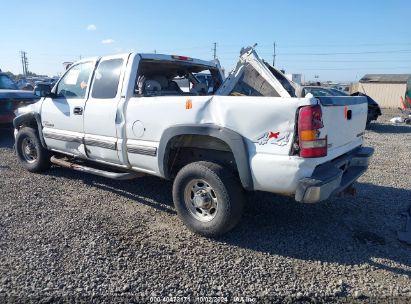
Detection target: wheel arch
<box><xmin>158</xmin><ymin>124</ymin><xmax>253</xmax><ymax>190</ymax></box>
<box><xmin>13</xmin><ymin>112</ymin><xmax>47</xmax><ymax>149</ymax></box>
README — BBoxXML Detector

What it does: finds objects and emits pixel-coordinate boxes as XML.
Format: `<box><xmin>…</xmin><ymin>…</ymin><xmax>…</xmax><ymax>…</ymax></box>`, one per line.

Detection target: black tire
<box><xmin>15</xmin><ymin>127</ymin><xmax>51</xmax><ymax>172</ymax></box>
<box><xmin>365</xmin><ymin>119</ymin><xmax>371</xmax><ymax>129</ymax></box>
<box><xmin>172</xmin><ymin>161</ymin><xmax>245</xmax><ymax>237</ymax></box>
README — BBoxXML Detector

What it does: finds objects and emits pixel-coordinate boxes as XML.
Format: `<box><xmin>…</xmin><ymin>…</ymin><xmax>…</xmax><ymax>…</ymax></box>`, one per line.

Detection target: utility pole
<box><xmin>212</xmin><ymin>42</ymin><xmax>217</xmax><ymax>60</ymax></box>
<box><xmin>24</xmin><ymin>52</ymin><xmax>29</xmax><ymax>75</ymax></box>
<box><xmin>272</xmin><ymin>42</ymin><xmax>276</xmax><ymax>66</ymax></box>
<box><xmin>20</xmin><ymin>51</ymin><xmax>25</xmax><ymax>75</ymax></box>
<box><xmin>20</xmin><ymin>51</ymin><xmax>29</xmax><ymax>76</ymax></box>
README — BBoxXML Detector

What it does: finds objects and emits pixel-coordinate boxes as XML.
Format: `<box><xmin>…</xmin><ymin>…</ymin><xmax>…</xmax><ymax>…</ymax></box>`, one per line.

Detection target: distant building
<box><xmin>285</xmin><ymin>73</ymin><xmax>303</xmax><ymax>85</ymax></box>
<box><xmin>351</xmin><ymin>74</ymin><xmax>411</xmax><ymax>108</ymax></box>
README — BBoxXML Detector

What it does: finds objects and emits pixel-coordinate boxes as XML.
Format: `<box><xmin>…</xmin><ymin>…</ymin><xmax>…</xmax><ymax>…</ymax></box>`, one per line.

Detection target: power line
<box><xmin>218</xmin><ymin>42</ymin><xmax>411</xmax><ymax>49</ymax></box>
<box><xmin>276</xmin><ymin>49</ymin><xmax>411</xmax><ymax>56</ymax></box>
<box><xmin>217</xmin><ymin>48</ymin><xmax>411</xmax><ymax>56</ymax></box>
<box><xmin>276</xmin><ymin>59</ymin><xmax>411</xmax><ymax>63</ymax></box>
<box><xmin>284</xmin><ymin>66</ymin><xmax>411</xmax><ymax>71</ymax></box>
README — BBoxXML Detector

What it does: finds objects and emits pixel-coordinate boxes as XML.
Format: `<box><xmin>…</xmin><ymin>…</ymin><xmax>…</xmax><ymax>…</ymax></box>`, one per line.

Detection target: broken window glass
<box><xmin>135</xmin><ymin>60</ymin><xmax>222</xmax><ymax>97</ymax></box>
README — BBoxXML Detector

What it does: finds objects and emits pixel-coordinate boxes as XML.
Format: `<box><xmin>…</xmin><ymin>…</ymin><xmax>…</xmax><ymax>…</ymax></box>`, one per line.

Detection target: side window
<box><xmin>91</xmin><ymin>59</ymin><xmax>123</xmax><ymax>99</ymax></box>
<box><xmin>56</xmin><ymin>62</ymin><xmax>93</xmax><ymax>99</ymax></box>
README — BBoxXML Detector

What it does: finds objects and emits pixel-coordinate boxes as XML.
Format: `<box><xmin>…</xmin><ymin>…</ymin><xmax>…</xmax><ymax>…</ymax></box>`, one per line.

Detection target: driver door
<box><xmin>41</xmin><ymin>60</ymin><xmax>97</xmax><ymax>156</ymax></box>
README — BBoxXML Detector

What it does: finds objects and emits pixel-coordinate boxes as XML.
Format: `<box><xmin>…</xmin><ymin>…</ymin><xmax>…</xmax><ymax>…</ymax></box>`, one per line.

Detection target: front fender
<box><xmin>13</xmin><ymin>112</ymin><xmax>47</xmax><ymax>149</ymax></box>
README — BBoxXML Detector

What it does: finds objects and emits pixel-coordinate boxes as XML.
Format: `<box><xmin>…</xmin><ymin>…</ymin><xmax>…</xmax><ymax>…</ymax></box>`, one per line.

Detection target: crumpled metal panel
<box><xmin>216</xmin><ymin>46</ymin><xmax>294</xmax><ymax>98</ymax></box>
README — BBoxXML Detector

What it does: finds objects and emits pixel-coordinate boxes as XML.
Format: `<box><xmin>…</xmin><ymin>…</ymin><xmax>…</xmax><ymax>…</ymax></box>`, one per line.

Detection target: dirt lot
<box><xmin>0</xmin><ymin>110</ymin><xmax>410</xmax><ymax>303</ymax></box>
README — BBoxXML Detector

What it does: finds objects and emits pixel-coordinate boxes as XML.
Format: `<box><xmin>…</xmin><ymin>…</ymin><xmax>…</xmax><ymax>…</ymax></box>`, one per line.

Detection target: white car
<box><xmin>13</xmin><ymin>48</ymin><xmax>373</xmax><ymax>236</ymax></box>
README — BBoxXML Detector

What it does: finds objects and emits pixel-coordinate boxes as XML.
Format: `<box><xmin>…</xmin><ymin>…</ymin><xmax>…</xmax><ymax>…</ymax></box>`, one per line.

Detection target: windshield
<box><xmin>0</xmin><ymin>75</ymin><xmax>18</xmax><ymax>90</ymax></box>
<box><xmin>330</xmin><ymin>88</ymin><xmax>348</xmax><ymax>96</ymax></box>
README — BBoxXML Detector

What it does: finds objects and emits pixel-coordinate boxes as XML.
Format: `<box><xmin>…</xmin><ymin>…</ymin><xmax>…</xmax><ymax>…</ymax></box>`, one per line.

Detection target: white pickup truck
<box><xmin>13</xmin><ymin>47</ymin><xmax>373</xmax><ymax>236</ymax></box>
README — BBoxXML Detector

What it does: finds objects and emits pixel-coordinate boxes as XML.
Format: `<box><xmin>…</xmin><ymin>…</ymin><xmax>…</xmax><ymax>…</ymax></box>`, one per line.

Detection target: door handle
<box><xmin>73</xmin><ymin>107</ymin><xmax>83</xmax><ymax>115</ymax></box>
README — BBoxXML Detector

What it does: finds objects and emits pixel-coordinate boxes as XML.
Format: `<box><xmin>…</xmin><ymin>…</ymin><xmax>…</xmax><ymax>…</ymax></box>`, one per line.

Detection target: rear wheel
<box><xmin>15</xmin><ymin>127</ymin><xmax>50</xmax><ymax>172</ymax></box>
<box><xmin>172</xmin><ymin>161</ymin><xmax>245</xmax><ymax>237</ymax></box>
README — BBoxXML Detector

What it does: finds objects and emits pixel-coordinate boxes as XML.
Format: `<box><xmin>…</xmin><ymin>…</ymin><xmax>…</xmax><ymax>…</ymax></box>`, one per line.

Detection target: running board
<box><xmin>50</xmin><ymin>156</ymin><xmax>144</xmax><ymax>180</ymax></box>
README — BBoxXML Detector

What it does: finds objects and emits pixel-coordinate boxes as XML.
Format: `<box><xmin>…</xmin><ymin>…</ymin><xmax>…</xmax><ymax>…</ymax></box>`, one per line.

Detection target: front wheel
<box><xmin>15</xmin><ymin>127</ymin><xmax>51</xmax><ymax>172</ymax></box>
<box><xmin>172</xmin><ymin>161</ymin><xmax>245</xmax><ymax>237</ymax></box>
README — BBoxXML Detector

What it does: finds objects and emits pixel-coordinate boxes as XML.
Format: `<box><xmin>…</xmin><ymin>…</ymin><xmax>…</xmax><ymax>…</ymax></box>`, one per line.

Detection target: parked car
<box><xmin>301</xmin><ymin>86</ymin><xmax>382</xmax><ymax>127</ymax></box>
<box><xmin>0</xmin><ymin>73</ymin><xmax>39</xmax><ymax>124</ymax></box>
<box><xmin>13</xmin><ymin>48</ymin><xmax>373</xmax><ymax>236</ymax></box>
<box><xmin>33</xmin><ymin>83</ymin><xmax>52</xmax><ymax>98</ymax></box>
<box><xmin>350</xmin><ymin>92</ymin><xmax>382</xmax><ymax>127</ymax></box>
<box><xmin>34</xmin><ymin>77</ymin><xmax>59</xmax><ymax>88</ymax></box>
<box><xmin>301</xmin><ymin>86</ymin><xmax>337</xmax><ymax>97</ymax></box>
<box><xmin>329</xmin><ymin>88</ymin><xmax>348</xmax><ymax>96</ymax></box>
<box><xmin>16</xmin><ymin>78</ymin><xmax>35</xmax><ymax>91</ymax></box>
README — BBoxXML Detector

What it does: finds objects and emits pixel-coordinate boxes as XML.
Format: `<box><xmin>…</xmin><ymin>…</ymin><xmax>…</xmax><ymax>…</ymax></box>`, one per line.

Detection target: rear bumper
<box><xmin>295</xmin><ymin>147</ymin><xmax>374</xmax><ymax>203</ymax></box>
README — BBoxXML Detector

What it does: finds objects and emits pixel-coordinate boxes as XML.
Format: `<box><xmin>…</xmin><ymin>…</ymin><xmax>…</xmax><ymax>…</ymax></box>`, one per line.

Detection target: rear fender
<box><xmin>158</xmin><ymin>124</ymin><xmax>253</xmax><ymax>190</ymax></box>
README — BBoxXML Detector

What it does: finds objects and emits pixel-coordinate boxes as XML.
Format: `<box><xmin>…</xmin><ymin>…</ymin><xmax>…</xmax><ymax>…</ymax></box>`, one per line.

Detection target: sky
<box><xmin>1</xmin><ymin>0</ymin><xmax>410</xmax><ymax>82</ymax></box>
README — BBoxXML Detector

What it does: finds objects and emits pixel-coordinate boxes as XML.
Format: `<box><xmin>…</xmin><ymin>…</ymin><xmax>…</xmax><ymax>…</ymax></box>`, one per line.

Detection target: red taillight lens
<box><xmin>298</xmin><ymin>105</ymin><xmax>323</xmax><ymax>130</ymax></box>
<box><xmin>298</xmin><ymin>105</ymin><xmax>327</xmax><ymax>158</ymax></box>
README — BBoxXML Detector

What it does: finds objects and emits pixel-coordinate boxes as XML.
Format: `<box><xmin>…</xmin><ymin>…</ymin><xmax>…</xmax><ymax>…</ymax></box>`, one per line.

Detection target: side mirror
<box><xmin>33</xmin><ymin>84</ymin><xmax>52</xmax><ymax>98</ymax></box>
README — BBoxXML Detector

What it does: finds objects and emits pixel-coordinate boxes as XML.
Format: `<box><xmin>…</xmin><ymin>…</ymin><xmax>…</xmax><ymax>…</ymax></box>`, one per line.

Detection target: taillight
<box><xmin>298</xmin><ymin>105</ymin><xmax>327</xmax><ymax>158</ymax></box>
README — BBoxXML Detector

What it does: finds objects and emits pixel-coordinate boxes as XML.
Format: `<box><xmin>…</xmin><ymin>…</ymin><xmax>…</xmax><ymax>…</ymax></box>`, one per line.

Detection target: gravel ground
<box><xmin>0</xmin><ymin>109</ymin><xmax>410</xmax><ymax>303</ymax></box>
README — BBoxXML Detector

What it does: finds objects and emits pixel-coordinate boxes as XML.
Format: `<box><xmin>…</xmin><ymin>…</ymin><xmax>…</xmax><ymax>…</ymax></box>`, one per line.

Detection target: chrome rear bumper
<box><xmin>295</xmin><ymin>147</ymin><xmax>374</xmax><ymax>203</ymax></box>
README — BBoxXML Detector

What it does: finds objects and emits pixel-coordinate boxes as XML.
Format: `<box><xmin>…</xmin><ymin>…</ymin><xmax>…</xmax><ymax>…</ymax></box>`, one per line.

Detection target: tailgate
<box><xmin>317</xmin><ymin>96</ymin><xmax>368</xmax><ymax>153</ymax></box>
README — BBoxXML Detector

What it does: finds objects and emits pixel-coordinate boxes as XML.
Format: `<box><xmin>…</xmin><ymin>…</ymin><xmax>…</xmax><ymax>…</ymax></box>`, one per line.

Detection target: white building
<box><xmin>351</xmin><ymin>74</ymin><xmax>411</xmax><ymax>108</ymax></box>
<box><xmin>285</xmin><ymin>73</ymin><xmax>303</xmax><ymax>85</ymax></box>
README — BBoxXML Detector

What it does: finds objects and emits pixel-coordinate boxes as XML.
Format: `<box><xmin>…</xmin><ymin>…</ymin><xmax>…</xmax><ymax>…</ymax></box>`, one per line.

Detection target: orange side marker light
<box><xmin>186</xmin><ymin>99</ymin><xmax>192</xmax><ymax>110</ymax></box>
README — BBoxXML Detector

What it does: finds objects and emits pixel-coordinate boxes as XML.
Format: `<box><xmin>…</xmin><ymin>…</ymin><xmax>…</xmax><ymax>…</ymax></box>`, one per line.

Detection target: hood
<box><xmin>0</xmin><ymin>89</ymin><xmax>39</xmax><ymax>101</ymax></box>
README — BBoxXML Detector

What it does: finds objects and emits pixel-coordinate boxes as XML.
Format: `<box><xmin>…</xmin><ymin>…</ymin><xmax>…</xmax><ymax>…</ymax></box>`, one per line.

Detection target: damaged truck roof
<box><xmin>216</xmin><ymin>46</ymin><xmax>301</xmax><ymax>98</ymax></box>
